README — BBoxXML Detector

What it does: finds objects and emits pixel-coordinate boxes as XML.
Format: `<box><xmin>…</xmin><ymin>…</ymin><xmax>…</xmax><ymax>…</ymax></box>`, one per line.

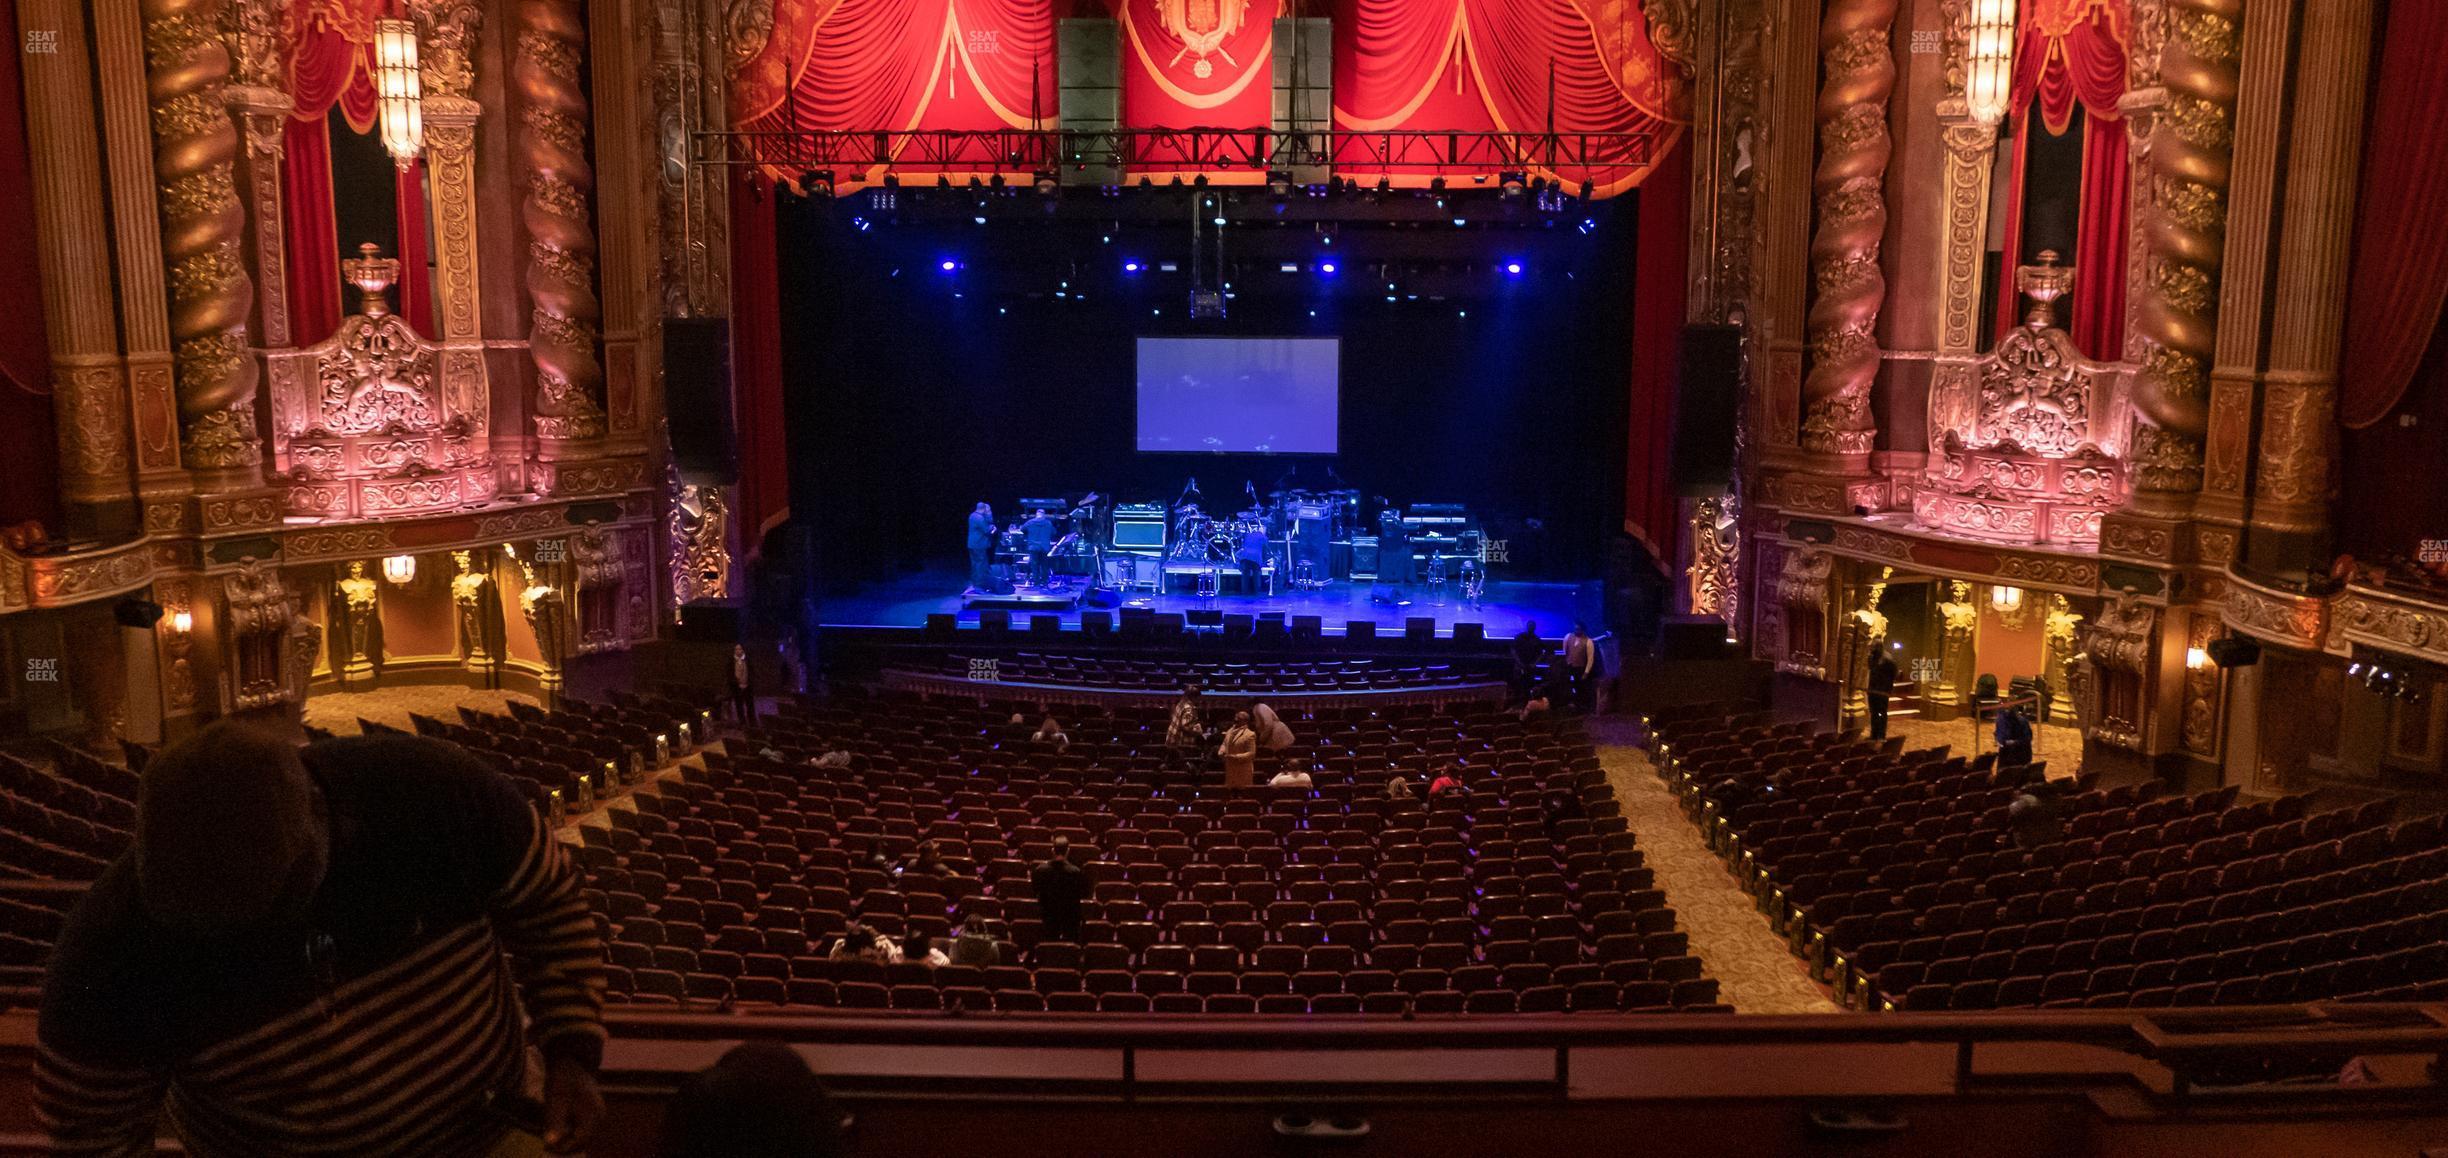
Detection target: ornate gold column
<box><xmin>1756</xmin><ymin>0</ymin><xmax>1819</xmax><ymax>461</ymax></box>
<box><xmin>410</xmin><ymin>1</ymin><xmax>495</xmax><ymax>488</ymax></box>
<box><xmin>93</xmin><ymin>0</ymin><xmax>191</xmax><ymax>530</ymax></box>
<box><xmin>140</xmin><ymin>0</ymin><xmax>264</xmax><ymax>488</ymax></box>
<box><xmin>18</xmin><ymin>1</ymin><xmax>138</xmax><ymax>534</ymax></box>
<box><xmin>588</xmin><ymin>0</ymin><xmax>648</xmax><ymax>451</ymax></box>
<box><xmin>2245</xmin><ymin>0</ymin><xmax>2374</xmax><ymax>579</ymax></box>
<box><xmin>2125</xmin><ymin>0</ymin><xmax>2240</xmax><ymax>515</ymax></box>
<box><xmin>2193</xmin><ymin>0</ymin><xmax>2287</xmax><ymax>559</ymax></box>
<box><xmin>515</xmin><ymin>0</ymin><xmax>611</xmax><ymax>466</ymax></box>
<box><xmin>1798</xmin><ymin>0</ymin><xmax>1897</xmax><ymax>472</ymax></box>
<box><xmin>223</xmin><ymin>0</ymin><xmax>290</xmax><ymax>351</ymax></box>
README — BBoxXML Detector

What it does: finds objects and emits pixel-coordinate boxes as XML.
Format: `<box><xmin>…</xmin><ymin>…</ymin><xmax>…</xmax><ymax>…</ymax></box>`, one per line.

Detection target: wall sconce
<box><xmin>2185</xmin><ymin>646</ymin><xmax>2210</xmax><ymax>671</ymax></box>
<box><xmin>382</xmin><ymin>554</ymin><xmax>418</xmax><ymax>585</ymax></box>
<box><xmin>1965</xmin><ymin>0</ymin><xmax>2017</xmax><ymax>126</ymax></box>
<box><xmin>170</xmin><ymin>609</ymin><xmax>193</xmax><ymax>634</ymax></box>
<box><xmin>1990</xmin><ymin>586</ymin><xmax>2024</xmax><ymax>614</ymax></box>
<box><xmin>374</xmin><ymin>18</ymin><xmax>424</xmax><ymax>169</ymax></box>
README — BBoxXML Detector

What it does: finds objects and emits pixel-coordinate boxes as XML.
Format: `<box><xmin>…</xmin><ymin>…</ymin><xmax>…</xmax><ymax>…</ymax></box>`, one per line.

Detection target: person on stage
<box><xmin>966</xmin><ymin>502</ymin><xmax>996</xmax><ymax>592</ymax></box>
<box><xmin>1563</xmin><ymin>622</ymin><xmax>1598</xmax><ymax>712</ymax></box>
<box><xmin>1867</xmin><ymin>649</ymin><xmax>1899</xmax><ymax>740</ymax></box>
<box><xmin>1235</xmin><ymin>524</ymin><xmax>1269</xmax><ymax>593</ymax></box>
<box><xmin>1022</xmin><ymin>507</ymin><xmax>1057</xmax><ymax>587</ymax></box>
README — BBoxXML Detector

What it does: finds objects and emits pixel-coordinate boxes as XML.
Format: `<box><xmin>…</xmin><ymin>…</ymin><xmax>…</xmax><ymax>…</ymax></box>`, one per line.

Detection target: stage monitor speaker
<box><xmin>1350</xmin><ymin>537</ymin><xmax>1380</xmax><ymax>576</ymax></box>
<box><xmin>978</xmin><ymin>609</ymin><xmax>1012</xmax><ymax>634</ymax></box>
<box><xmin>1346</xmin><ymin>620</ymin><xmax>1376</xmax><ymax>641</ymax></box>
<box><xmin>1082</xmin><ymin>611</ymin><xmax>1113</xmax><ymax>636</ymax></box>
<box><xmin>1119</xmin><ymin>607</ymin><xmax>1155</xmax><ymax>638</ymax></box>
<box><xmin>1405</xmin><ymin>617</ymin><xmax>1437</xmax><ymax>642</ymax></box>
<box><xmin>923</xmin><ymin>613</ymin><xmax>957</xmax><ymax>639</ymax></box>
<box><xmin>1291</xmin><ymin>615</ymin><xmax>1322</xmax><ymax>640</ymax></box>
<box><xmin>1671</xmin><ymin>324</ymin><xmax>1743</xmax><ymax>489</ymax></box>
<box><xmin>1453</xmin><ymin>622</ymin><xmax>1486</xmax><ymax>645</ymax></box>
<box><xmin>1657</xmin><ymin>614</ymin><xmax>1730</xmax><ymax>660</ymax></box>
<box><xmin>1154</xmin><ymin>612</ymin><xmax>1187</xmax><ymax>637</ymax></box>
<box><xmin>1223</xmin><ymin>614</ymin><xmax>1254</xmax><ymax>639</ymax></box>
<box><xmin>1255</xmin><ymin>614</ymin><xmax>1288</xmax><ymax>642</ymax></box>
<box><xmin>1031</xmin><ymin>614</ymin><xmax>1062</xmax><ymax>634</ymax></box>
<box><xmin>1186</xmin><ymin>608</ymin><xmax>1224</xmax><ymax>628</ymax></box>
<box><xmin>664</xmin><ymin>317</ymin><xmax>738</xmax><ymax>482</ymax></box>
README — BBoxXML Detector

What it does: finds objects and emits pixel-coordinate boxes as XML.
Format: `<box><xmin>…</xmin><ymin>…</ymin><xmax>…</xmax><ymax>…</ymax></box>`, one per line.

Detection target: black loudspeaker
<box><xmin>675</xmin><ymin>601</ymin><xmax>745</xmax><ymax>641</ymax></box>
<box><xmin>1224</xmin><ymin>614</ymin><xmax>1254</xmax><ymax>639</ymax></box>
<box><xmin>664</xmin><ymin>317</ymin><xmax>738</xmax><ymax>482</ymax></box>
<box><xmin>2207</xmin><ymin>635</ymin><xmax>2261</xmax><ymax>668</ymax></box>
<box><xmin>978</xmin><ymin>609</ymin><xmax>1011</xmax><ymax>634</ymax></box>
<box><xmin>1453</xmin><ymin>622</ymin><xmax>1486</xmax><ymax>645</ymax></box>
<box><xmin>1031</xmin><ymin>614</ymin><xmax>1062</xmax><ymax>634</ymax></box>
<box><xmin>1081</xmin><ymin>611</ymin><xmax>1113</xmax><ymax>636</ymax></box>
<box><xmin>1671</xmin><ymin>324</ymin><xmax>1743</xmax><ymax>489</ymax></box>
<box><xmin>1291</xmin><ymin>615</ymin><xmax>1322</xmax><ymax>640</ymax></box>
<box><xmin>923</xmin><ymin>613</ymin><xmax>957</xmax><ymax>639</ymax></box>
<box><xmin>1186</xmin><ymin>608</ymin><xmax>1225</xmax><ymax>627</ymax></box>
<box><xmin>1154</xmin><ymin>613</ymin><xmax>1187</xmax><ymax>637</ymax></box>
<box><xmin>1657</xmin><ymin>615</ymin><xmax>1731</xmax><ymax>660</ymax></box>
<box><xmin>1405</xmin><ymin>617</ymin><xmax>1437</xmax><ymax>642</ymax></box>
<box><xmin>1351</xmin><ymin>538</ymin><xmax>1380</xmax><ymax>575</ymax></box>
<box><xmin>1255</xmin><ymin>614</ymin><xmax>1288</xmax><ymax>642</ymax></box>
<box><xmin>1346</xmin><ymin>620</ymin><xmax>1377</xmax><ymax>641</ymax></box>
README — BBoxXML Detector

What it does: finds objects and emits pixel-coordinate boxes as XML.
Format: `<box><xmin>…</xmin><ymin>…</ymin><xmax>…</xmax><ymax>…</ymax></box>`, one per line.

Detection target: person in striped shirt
<box><xmin>36</xmin><ymin>722</ymin><xmax>608</xmax><ymax>1156</ymax></box>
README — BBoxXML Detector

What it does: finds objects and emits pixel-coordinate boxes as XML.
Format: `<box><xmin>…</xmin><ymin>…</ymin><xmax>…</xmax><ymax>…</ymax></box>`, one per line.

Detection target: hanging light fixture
<box><xmin>374</xmin><ymin>18</ymin><xmax>424</xmax><ymax>169</ymax></box>
<box><xmin>1964</xmin><ymin>0</ymin><xmax>2017</xmax><ymax>126</ymax></box>
<box><xmin>382</xmin><ymin>554</ymin><xmax>418</xmax><ymax>585</ymax></box>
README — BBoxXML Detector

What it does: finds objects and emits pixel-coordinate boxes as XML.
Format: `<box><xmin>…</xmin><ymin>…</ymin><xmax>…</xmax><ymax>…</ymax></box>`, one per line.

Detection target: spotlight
<box><xmin>969</xmin><ymin>176</ymin><xmax>984</xmax><ymax>189</ymax></box>
<box><xmin>1319</xmin><ymin>261</ymin><xmax>1336</xmax><ymax>274</ymax></box>
<box><xmin>1140</xmin><ymin>176</ymin><xmax>1155</xmax><ymax>189</ymax></box>
<box><xmin>973</xmin><ymin>215</ymin><xmax>987</xmax><ymax>225</ymax></box>
<box><xmin>1504</xmin><ymin>261</ymin><xmax>1523</xmax><ymax>276</ymax></box>
<box><xmin>939</xmin><ymin>259</ymin><xmax>958</xmax><ymax>272</ymax></box>
<box><xmin>1500</xmin><ymin>171</ymin><xmax>1527</xmax><ymax>198</ymax></box>
<box><xmin>937</xmin><ymin>175</ymin><xmax>952</xmax><ymax>189</ymax></box>
<box><xmin>805</xmin><ymin>169</ymin><xmax>835</xmax><ymax>198</ymax></box>
<box><xmin>990</xmin><ymin>174</ymin><xmax>1006</xmax><ymax>191</ymax></box>
<box><xmin>1429</xmin><ymin>177</ymin><xmax>1447</xmax><ymax>193</ymax></box>
<box><xmin>1579</xmin><ymin>180</ymin><xmax>1596</xmax><ymax>201</ymax></box>
<box><xmin>1212</xmin><ymin>214</ymin><xmax>1226</xmax><ymax>226</ymax></box>
<box><xmin>1279</xmin><ymin>262</ymin><xmax>1300</xmax><ymax>273</ymax></box>
<box><xmin>1374</xmin><ymin>177</ymin><xmax>1391</xmax><ymax>196</ymax></box>
<box><xmin>882</xmin><ymin>174</ymin><xmax>900</xmax><ymax>189</ymax></box>
<box><xmin>1452</xmin><ymin>217</ymin><xmax>1467</xmax><ymax>227</ymax></box>
<box><xmin>1194</xmin><ymin>174</ymin><xmax>1209</xmax><ymax>188</ymax></box>
<box><xmin>1168</xmin><ymin>176</ymin><xmax>1183</xmax><ymax>188</ymax></box>
<box><xmin>1124</xmin><ymin>260</ymin><xmax>1142</xmax><ymax>273</ymax></box>
<box><xmin>1579</xmin><ymin>217</ymin><xmax>1597</xmax><ymax>235</ymax></box>
<box><xmin>1033</xmin><ymin>169</ymin><xmax>1058</xmax><ymax>195</ymax></box>
<box><xmin>1267</xmin><ymin>170</ymin><xmax>1293</xmax><ymax>197</ymax></box>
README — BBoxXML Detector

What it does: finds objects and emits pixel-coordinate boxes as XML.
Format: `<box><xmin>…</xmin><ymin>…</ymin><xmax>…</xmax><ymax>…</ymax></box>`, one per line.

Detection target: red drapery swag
<box><xmin>282</xmin><ymin>0</ymin><xmax>435</xmax><ymax>344</ymax></box>
<box><xmin>1992</xmin><ymin>0</ymin><xmax>2127</xmax><ymax>360</ymax></box>
<box><xmin>1329</xmin><ymin>0</ymin><xmax>1688</xmax><ymax>195</ymax></box>
<box><xmin>0</xmin><ymin>0</ymin><xmax>60</xmax><ymax>531</ymax></box>
<box><xmin>1625</xmin><ymin>133</ymin><xmax>1690</xmax><ymax>567</ymax></box>
<box><xmin>1114</xmin><ymin>0</ymin><xmax>1280</xmax><ymax>181</ymax></box>
<box><xmin>730</xmin><ymin>0</ymin><xmax>1057</xmax><ymax>189</ymax></box>
<box><xmin>2339</xmin><ymin>0</ymin><xmax>2448</xmax><ymax>429</ymax></box>
<box><xmin>729</xmin><ymin>175</ymin><xmax>791</xmax><ymax>551</ymax></box>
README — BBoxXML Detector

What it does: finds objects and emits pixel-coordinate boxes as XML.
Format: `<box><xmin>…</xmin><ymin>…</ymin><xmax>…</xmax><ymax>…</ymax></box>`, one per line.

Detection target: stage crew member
<box><xmin>1236</xmin><ymin>525</ymin><xmax>1269</xmax><ymax>592</ymax></box>
<box><xmin>966</xmin><ymin>502</ymin><xmax>996</xmax><ymax>591</ymax></box>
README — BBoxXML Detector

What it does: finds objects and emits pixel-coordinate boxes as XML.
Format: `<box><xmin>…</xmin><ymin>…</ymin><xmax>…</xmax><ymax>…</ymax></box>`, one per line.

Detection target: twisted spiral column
<box><xmin>2128</xmin><ymin>0</ymin><xmax>2241</xmax><ymax>512</ymax></box>
<box><xmin>1799</xmin><ymin>0</ymin><xmax>1898</xmax><ymax>464</ymax></box>
<box><xmin>141</xmin><ymin>0</ymin><xmax>261</xmax><ymax>477</ymax></box>
<box><xmin>515</xmin><ymin>0</ymin><xmax>608</xmax><ymax>443</ymax></box>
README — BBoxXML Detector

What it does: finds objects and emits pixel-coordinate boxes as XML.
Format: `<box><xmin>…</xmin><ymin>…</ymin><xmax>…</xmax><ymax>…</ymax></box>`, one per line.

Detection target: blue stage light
<box><xmin>1124</xmin><ymin>260</ymin><xmax>1142</xmax><ymax>273</ymax></box>
<box><xmin>1319</xmin><ymin>261</ymin><xmax>1337</xmax><ymax>275</ymax></box>
<box><xmin>939</xmin><ymin>259</ymin><xmax>957</xmax><ymax>272</ymax></box>
<box><xmin>1504</xmin><ymin>261</ymin><xmax>1524</xmax><ymax>276</ymax></box>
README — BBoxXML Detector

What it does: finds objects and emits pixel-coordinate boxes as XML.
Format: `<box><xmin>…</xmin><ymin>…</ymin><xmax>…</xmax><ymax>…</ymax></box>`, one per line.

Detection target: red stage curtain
<box><xmin>0</xmin><ymin>0</ymin><xmax>58</xmax><ymax>531</ymax></box>
<box><xmin>2068</xmin><ymin>112</ymin><xmax>2127</xmax><ymax>361</ymax></box>
<box><xmin>1331</xmin><ymin>0</ymin><xmax>1686</xmax><ymax>195</ymax></box>
<box><xmin>1116</xmin><ymin>0</ymin><xmax>1280</xmax><ymax>181</ymax></box>
<box><xmin>735</xmin><ymin>0</ymin><xmax>1056</xmax><ymax>188</ymax></box>
<box><xmin>2339</xmin><ymin>0</ymin><xmax>2448</xmax><ymax>429</ymax></box>
<box><xmin>289</xmin><ymin>0</ymin><xmax>382</xmax><ymax>134</ymax></box>
<box><xmin>282</xmin><ymin>116</ymin><xmax>345</xmax><ymax>346</ymax></box>
<box><xmin>1626</xmin><ymin>133</ymin><xmax>1689</xmax><ymax>568</ymax></box>
<box><xmin>395</xmin><ymin>159</ymin><xmax>435</xmax><ymax>336</ymax></box>
<box><xmin>729</xmin><ymin>175</ymin><xmax>790</xmax><ymax>551</ymax></box>
<box><xmin>1994</xmin><ymin>0</ymin><xmax>2126</xmax><ymax>355</ymax></box>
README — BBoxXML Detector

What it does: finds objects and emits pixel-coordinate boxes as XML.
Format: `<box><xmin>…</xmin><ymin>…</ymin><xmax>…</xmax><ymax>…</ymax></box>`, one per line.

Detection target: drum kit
<box><xmin>1166</xmin><ymin>504</ymin><xmax>1266</xmax><ymax>563</ymax></box>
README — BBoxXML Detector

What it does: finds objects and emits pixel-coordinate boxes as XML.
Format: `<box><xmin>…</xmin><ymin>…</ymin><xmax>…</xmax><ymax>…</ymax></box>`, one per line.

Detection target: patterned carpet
<box><xmin>1593</xmin><ymin>718</ymin><xmax>1844</xmax><ymax>1015</ymax></box>
<box><xmin>303</xmin><ymin>686</ymin><xmax>541</xmax><ymax>736</ymax></box>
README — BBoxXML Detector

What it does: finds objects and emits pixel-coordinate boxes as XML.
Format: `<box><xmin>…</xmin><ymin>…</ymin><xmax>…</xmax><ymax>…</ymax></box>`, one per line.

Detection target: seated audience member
<box><xmin>808</xmin><ymin>747</ymin><xmax>852</xmax><ymax>769</ymax></box>
<box><xmin>897</xmin><ymin>839</ymin><xmax>952</xmax><ymax>878</ymax></box>
<box><xmin>829</xmin><ymin>925</ymin><xmax>901</xmax><ymax>964</ymax></box>
<box><xmin>1517</xmin><ymin>691</ymin><xmax>1553</xmax><ymax>722</ymax></box>
<box><xmin>1032</xmin><ymin>715</ymin><xmax>1070</xmax><ymax>748</ymax></box>
<box><xmin>661</xmin><ymin>1042</ymin><xmax>846</xmax><ymax>1158</ymax></box>
<box><xmin>1385</xmin><ymin>776</ymin><xmax>1418</xmax><ymax>802</ymax></box>
<box><xmin>37</xmin><ymin>722</ymin><xmax>608</xmax><ymax>1157</ymax></box>
<box><xmin>1428</xmin><ymin>765</ymin><xmax>1468</xmax><ymax>796</ymax></box>
<box><xmin>2008</xmin><ymin>782</ymin><xmax>2068</xmax><ymax>850</ymax></box>
<box><xmin>902</xmin><ymin>933</ymin><xmax>950</xmax><ymax>968</ymax></box>
<box><xmin>1251</xmin><ymin>700</ymin><xmax>1296</xmax><ymax>750</ymax></box>
<box><xmin>1268</xmin><ymin>767</ymin><xmax>1314</xmax><ymax>789</ymax></box>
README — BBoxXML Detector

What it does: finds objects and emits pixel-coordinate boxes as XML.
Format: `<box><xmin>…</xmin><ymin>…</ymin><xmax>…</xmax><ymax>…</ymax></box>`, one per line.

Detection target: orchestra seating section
<box><xmin>0</xmin><ymin>744</ymin><xmax>136</xmax><ymax>1009</ymax></box>
<box><xmin>574</xmin><ymin>691</ymin><xmax>1719</xmax><ymax>1014</ymax></box>
<box><xmin>888</xmin><ymin>652</ymin><xmax>1508</xmax><ymax>697</ymax></box>
<box><xmin>1644</xmin><ymin>702</ymin><xmax>2448</xmax><ymax>1011</ymax></box>
<box><xmin>352</xmin><ymin>686</ymin><xmax>723</xmax><ymax>814</ymax></box>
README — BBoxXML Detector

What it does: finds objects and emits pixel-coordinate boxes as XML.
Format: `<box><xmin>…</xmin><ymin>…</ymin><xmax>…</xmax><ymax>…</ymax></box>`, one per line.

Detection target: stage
<box><xmin>815</xmin><ymin>567</ymin><xmax>1602</xmax><ymax>639</ymax></box>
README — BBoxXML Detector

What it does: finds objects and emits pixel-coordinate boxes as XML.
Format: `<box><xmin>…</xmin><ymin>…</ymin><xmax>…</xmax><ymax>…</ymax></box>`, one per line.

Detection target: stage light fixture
<box><xmin>1374</xmin><ymin>177</ymin><xmax>1391</xmax><ymax>195</ymax></box>
<box><xmin>939</xmin><ymin>259</ymin><xmax>958</xmax><ymax>272</ymax></box>
<box><xmin>1267</xmin><ymin>170</ymin><xmax>1293</xmax><ymax>196</ymax></box>
<box><xmin>1319</xmin><ymin>261</ymin><xmax>1336</xmax><ymax>274</ymax></box>
<box><xmin>1280</xmin><ymin>262</ymin><xmax>1300</xmax><ymax>273</ymax></box>
<box><xmin>1124</xmin><ymin>260</ymin><xmax>1142</xmax><ymax>273</ymax></box>
<box><xmin>1504</xmin><ymin>261</ymin><xmax>1524</xmax><ymax>276</ymax></box>
<box><xmin>1141</xmin><ymin>176</ymin><xmax>1155</xmax><ymax>188</ymax></box>
<box><xmin>882</xmin><ymin>174</ymin><xmax>900</xmax><ymax>189</ymax></box>
<box><xmin>1579</xmin><ymin>180</ymin><xmax>1596</xmax><ymax>201</ymax></box>
<box><xmin>969</xmin><ymin>176</ymin><xmax>984</xmax><ymax>188</ymax></box>
<box><xmin>1212</xmin><ymin>215</ymin><xmax>1226</xmax><ymax>226</ymax></box>
<box><xmin>1429</xmin><ymin>177</ymin><xmax>1447</xmax><ymax>193</ymax></box>
<box><xmin>937</xmin><ymin>175</ymin><xmax>952</xmax><ymax>189</ymax></box>
<box><xmin>990</xmin><ymin>174</ymin><xmax>1006</xmax><ymax>190</ymax></box>
<box><xmin>1500</xmin><ymin>171</ymin><xmax>1527</xmax><ymax>198</ymax></box>
<box><xmin>973</xmin><ymin>215</ymin><xmax>986</xmax><ymax>225</ymax></box>
<box><xmin>1033</xmin><ymin>169</ymin><xmax>1058</xmax><ymax>195</ymax></box>
<box><xmin>1452</xmin><ymin>217</ymin><xmax>1467</xmax><ymax>227</ymax></box>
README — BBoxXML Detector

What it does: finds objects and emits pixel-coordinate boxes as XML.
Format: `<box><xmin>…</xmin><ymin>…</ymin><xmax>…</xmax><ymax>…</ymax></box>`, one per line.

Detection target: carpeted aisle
<box><xmin>1592</xmin><ymin>719</ymin><xmax>1843</xmax><ymax>1014</ymax></box>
